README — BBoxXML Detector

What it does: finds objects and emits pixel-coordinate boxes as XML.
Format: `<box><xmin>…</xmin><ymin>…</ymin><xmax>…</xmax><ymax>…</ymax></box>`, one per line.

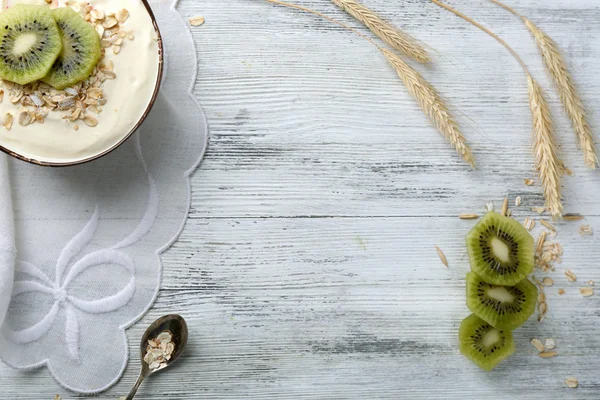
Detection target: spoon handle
<box><xmin>125</xmin><ymin>372</ymin><xmax>146</xmax><ymax>400</ymax></box>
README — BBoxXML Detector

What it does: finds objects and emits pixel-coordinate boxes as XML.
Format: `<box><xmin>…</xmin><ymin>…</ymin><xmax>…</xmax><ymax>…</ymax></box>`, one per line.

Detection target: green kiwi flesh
<box><xmin>0</xmin><ymin>4</ymin><xmax>62</xmax><ymax>85</ymax></box>
<box><xmin>466</xmin><ymin>212</ymin><xmax>534</xmax><ymax>286</ymax></box>
<box><xmin>459</xmin><ymin>313</ymin><xmax>515</xmax><ymax>371</ymax></box>
<box><xmin>43</xmin><ymin>7</ymin><xmax>101</xmax><ymax>90</ymax></box>
<box><xmin>466</xmin><ymin>272</ymin><xmax>537</xmax><ymax>330</ymax></box>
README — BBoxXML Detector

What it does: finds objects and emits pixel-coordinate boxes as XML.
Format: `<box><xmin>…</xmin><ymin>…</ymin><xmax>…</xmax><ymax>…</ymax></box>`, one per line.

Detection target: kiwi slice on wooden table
<box><xmin>466</xmin><ymin>212</ymin><xmax>534</xmax><ymax>286</ymax></box>
<box><xmin>459</xmin><ymin>313</ymin><xmax>515</xmax><ymax>371</ymax></box>
<box><xmin>466</xmin><ymin>272</ymin><xmax>537</xmax><ymax>330</ymax></box>
<box><xmin>43</xmin><ymin>7</ymin><xmax>101</xmax><ymax>90</ymax></box>
<box><xmin>0</xmin><ymin>4</ymin><xmax>62</xmax><ymax>85</ymax></box>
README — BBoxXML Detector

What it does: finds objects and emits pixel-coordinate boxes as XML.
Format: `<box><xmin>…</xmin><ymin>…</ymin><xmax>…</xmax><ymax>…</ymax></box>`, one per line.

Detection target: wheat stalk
<box><xmin>382</xmin><ymin>49</ymin><xmax>475</xmax><ymax>167</ymax></box>
<box><xmin>263</xmin><ymin>0</ymin><xmax>476</xmax><ymax>167</ymax></box>
<box><xmin>527</xmin><ymin>76</ymin><xmax>563</xmax><ymax>218</ymax></box>
<box><xmin>526</xmin><ymin>18</ymin><xmax>598</xmax><ymax>169</ymax></box>
<box><xmin>490</xmin><ymin>0</ymin><xmax>598</xmax><ymax>169</ymax></box>
<box><xmin>429</xmin><ymin>0</ymin><xmax>564</xmax><ymax>217</ymax></box>
<box><xmin>330</xmin><ymin>0</ymin><xmax>429</xmax><ymax>63</ymax></box>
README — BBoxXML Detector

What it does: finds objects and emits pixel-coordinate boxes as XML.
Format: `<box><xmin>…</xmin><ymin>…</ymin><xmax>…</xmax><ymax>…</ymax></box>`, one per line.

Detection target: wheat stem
<box><xmin>263</xmin><ymin>0</ymin><xmax>379</xmax><ymax>47</ymax></box>
<box><xmin>489</xmin><ymin>0</ymin><xmax>521</xmax><ymax>17</ymax></box>
<box><xmin>490</xmin><ymin>0</ymin><xmax>598</xmax><ymax>169</ymax></box>
<box><xmin>330</xmin><ymin>0</ymin><xmax>429</xmax><ymax>63</ymax></box>
<box><xmin>428</xmin><ymin>0</ymin><xmax>529</xmax><ymax>74</ymax></box>
<box><xmin>382</xmin><ymin>49</ymin><xmax>475</xmax><ymax>167</ymax></box>
<box><xmin>263</xmin><ymin>0</ymin><xmax>475</xmax><ymax>167</ymax></box>
<box><xmin>429</xmin><ymin>0</ymin><xmax>564</xmax><ymax>216</ymax></box>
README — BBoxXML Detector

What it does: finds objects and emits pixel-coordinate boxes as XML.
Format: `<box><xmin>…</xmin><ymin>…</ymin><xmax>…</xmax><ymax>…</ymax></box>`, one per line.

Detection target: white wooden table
<box><xmin>2</xmin><ymin>0</ymin><xmax>600</xmax><ymax>398</ymax></box>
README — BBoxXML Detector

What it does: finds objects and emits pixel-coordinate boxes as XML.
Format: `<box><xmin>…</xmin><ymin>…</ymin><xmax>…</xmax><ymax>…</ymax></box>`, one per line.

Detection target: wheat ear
<box><xmin>490</xmin><ymin>0</ymin><xmax>598</xmax><ymax>169</ymax></box>
<box><xmin>526</xmin><ymin>19</ymin><xmax>598</xmax><ymax>169</ymax></box>
<box><xmin>263</xmin><ymin>0</ymin><xmax>475</xmax><ymax>167</ymax></box>
<box><xmin>382</xmin><ymin>49</ymin><xmax>474</xmax><ymax>167</ymax></box>
<box><xmin>527</xmin><ymin>76</ymin><xmax>563</xmax><ymax>218</ymax></box>
<box><xmin>330</xmin><ymin>0</ymin><xmax>429</xmax><ymax>63</ymax></box>
<box><xmin>429</xmin><ymin>0</ymin><xmax>564</xmax><ymax>217</ymax></box>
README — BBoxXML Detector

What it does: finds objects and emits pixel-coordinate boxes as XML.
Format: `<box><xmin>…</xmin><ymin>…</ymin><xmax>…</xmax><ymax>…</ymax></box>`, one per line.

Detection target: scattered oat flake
<box><xmin>538</xmin><ymin>351</ymin><xmax>557</xmax><ymax>358</ymax></box>
<box><xmin>558</xmin><ymin>288</ymin><xmax>565</xmax><ymax>295</ymax></box>
<box><xmin>579</xmin><ymin>225</ymin><xmax>593</xmax><ymax>236</ymax></box>
<box><xmin>54</xmin><ymin>396</ymin><xmax>60</xmax><ymax>400</ymax></box>
<box><xmin>501</xmin><ymin>198</ymin><xmax>509</xmax><ymax>217</ymax></box>
<box><xmin>532</xmin><ymin>206</ymin><xmax>546</xmax><ymax>214</ymax></box>
<box><xmin>537</xmin><ymin>292</ymin><xmax>546</xmax><ymax>303</ymax></box>
<box><xmin>565</xmin><ymin>270</ymin><xmax>577</xmax><ymax>282</ymax></box>
<box><xmin>545</xmin><ymin>338</ymin><xmax>556</xmax><ymax>350</ymax></box>
<box><xmin>563</xmin><ymin>214</ymin><xmax>584</xmax><ymax>221</ymax></box>
<box><xmin>189</xmin><ymin>16</ymin><xmax>205</xmax><ymax>26</ymax></box>
<box><xmin>435</xmin><ymin>245</ymin><xmax>448</xmax><ymax>267</ymax></box>
<box><xmin>18</xmin><ymin>111</ymin><xmax>31</xmax><ymax>126</ymax></box>
<box><xmin>565</xmin><ymin>377</ymin><xmax>579</xmax><ymax>389</ymax></box>
<box><xmin>530</xmin><ymin>338</ymin><xmax>545</xmax><ymax>352</ymax></box>
<box><xmin>540</xmin><ymin>220</ymin><xmax>555</xmax><ymax>231</ymax></box>
<box><xmin>515</xmin><ymin>196</ymin><xmax>522</xmax><ymax>207</ymax></box>
<box><xmin>102</xmin><ymin>17</ymin><xmax>118</xmax><ymax>28</ymax></box>
<box><xmin>3</xmin><ymin>112</ymin><xmax>13</xmax><ymax>130</ymax></box>
<box><xmin>74</xmin><ymin>124</ymin><xmax>79</xmax><ymax>131</ymax></box>
<box><xmin>588</xmin><ymin>280</ymin><xmax>594</xmax><ymax>286</ymax></box>
<box><xmin>538</xmin><ymin>301</ymin><xmax>547</xmax><ymax>315</ymax></box>
<box><xmin>459</xmin><ymin>213</ymin><xmax>479</xmax><ymax>220</ymax></box>
<box><xmin>83</xmin><ymin>115</ymin><xmax>98</xmax><ymax>127</ymax></box>
<box><xmin>542</xmin><ymin>277</ymin><xmax>554</xmax><ymax>287</ymax></box>
<box><xmin>536</xmin><ymin>232</ymin><xmax>547</xmax><ymax>254</ymax></box>
<box><xmin>116</xmin><ymin>9</ymin><xmax>130</xmax><ymax>23</ymax></box>
<box><xmin>90</xmin><ymin>9</ymin><xmax>104</xmax><ymax>20</ymax></box>
<box><xmin>524</xmin><ymin>178</ymin><xmax>535</xmax><ymax>186</ymax></box>
<box><xmin>523</xmin><ymin>218</ymin><xmax>535</xmax><ymax>231</ymax></box>
<box><xmin>580</xmin><ymin>287</ymin><xmax>594</xmax><ymax>297</ymax></box>
<box><xmin>485</xmin><ymin>202</ymin><xmax>494</xmax><ymax>212</ymax></box>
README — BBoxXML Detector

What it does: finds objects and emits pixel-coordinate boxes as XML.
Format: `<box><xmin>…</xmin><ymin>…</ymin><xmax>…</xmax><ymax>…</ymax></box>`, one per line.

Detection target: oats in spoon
<box><xmin>144</xmin><ymin>331</ymin><xmax>176</xmax><ymax>371</ymax></box>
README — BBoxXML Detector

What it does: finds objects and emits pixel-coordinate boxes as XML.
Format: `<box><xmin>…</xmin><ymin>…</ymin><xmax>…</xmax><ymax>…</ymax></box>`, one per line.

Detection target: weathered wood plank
<box><xmin>1</xmin><ymin>0</ymin><xmax>600</xmax><ymax>398</ymax></box>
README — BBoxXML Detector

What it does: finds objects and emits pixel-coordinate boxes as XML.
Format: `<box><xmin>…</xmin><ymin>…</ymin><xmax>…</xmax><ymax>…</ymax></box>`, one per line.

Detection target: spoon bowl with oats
<box><xmin>125</xmin><ymin>314</ymin><xmax>188</xmax><ymax>400</ymax></box>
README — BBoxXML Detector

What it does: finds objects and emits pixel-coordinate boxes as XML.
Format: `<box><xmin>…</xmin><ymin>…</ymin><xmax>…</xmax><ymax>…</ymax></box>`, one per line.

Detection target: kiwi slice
<box><xmin>459</xmin><ymin>313</ymin><xmax>515</xmax><ymax>371</ymax></box>
<box><xmin>43</xmin><ymin>7</ymin><xmax>101</xmax><ymax>90</ymax></box>
<box><xmin>0</xmin><ymin>4</ymin><xmax>62</xmax><ymax>85</ymax></box>
<box><xmin>466</xmin><ymin>212</ymin><xmax>534</xmax><ymax>286</ymax></box>
<box><xmin>466</xmin><ymin>272</ymin><xmax>537</xmax><ymax>330</ymax></box>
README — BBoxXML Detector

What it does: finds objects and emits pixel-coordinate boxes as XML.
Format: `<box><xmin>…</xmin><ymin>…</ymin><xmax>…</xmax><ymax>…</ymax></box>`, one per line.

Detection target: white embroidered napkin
<box><xmin>0</xmin><ymin>0</ymin><xmax>207</xmax><ymax>393</ymax></box>
<box><xmin>0</xmin><ymin>154</ymin><xmax>15</xmax><ymax>328</ymax></box>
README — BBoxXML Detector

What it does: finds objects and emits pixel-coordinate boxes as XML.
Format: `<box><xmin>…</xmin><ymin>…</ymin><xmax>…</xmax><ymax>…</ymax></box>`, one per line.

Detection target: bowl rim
<box><xmin>0</xmin><ymin>0</ymin><xmax>165</xmax><ymax>167</ymax></box>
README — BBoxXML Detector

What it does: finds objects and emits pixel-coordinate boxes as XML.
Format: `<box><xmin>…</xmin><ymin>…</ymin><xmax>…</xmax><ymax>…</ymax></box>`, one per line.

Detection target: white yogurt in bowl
<box><xmin>0</xmin><ymin>0</ymin><xmax>162</xmax><ymax>165</ymax></box>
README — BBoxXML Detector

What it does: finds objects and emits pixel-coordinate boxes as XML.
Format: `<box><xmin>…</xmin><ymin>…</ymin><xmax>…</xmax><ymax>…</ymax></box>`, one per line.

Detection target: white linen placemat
<box><xmin>0</xmin><ymin>153</ymin><xmax>15</xmax><ymax>329</ymax></box>
<box><xmin>0</xmin><ymin>0</ymin><xmax>207</xmax><ymax>393</ymax></box>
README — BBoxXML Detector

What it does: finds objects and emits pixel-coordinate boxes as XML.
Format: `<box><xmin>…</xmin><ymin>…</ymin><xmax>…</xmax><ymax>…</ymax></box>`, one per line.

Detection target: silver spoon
<box><xmin>125</xmin><ymin>314</ymin><xmax>188</xmax><ymax>399</ymax></box>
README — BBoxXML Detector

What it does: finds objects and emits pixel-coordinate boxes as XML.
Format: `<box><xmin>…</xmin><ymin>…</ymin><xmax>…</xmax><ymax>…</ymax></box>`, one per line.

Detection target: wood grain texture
<box><xmin>2</xmin><ymin>0</ymin><xmax>600</xmax><ymax>398</ymax></box>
